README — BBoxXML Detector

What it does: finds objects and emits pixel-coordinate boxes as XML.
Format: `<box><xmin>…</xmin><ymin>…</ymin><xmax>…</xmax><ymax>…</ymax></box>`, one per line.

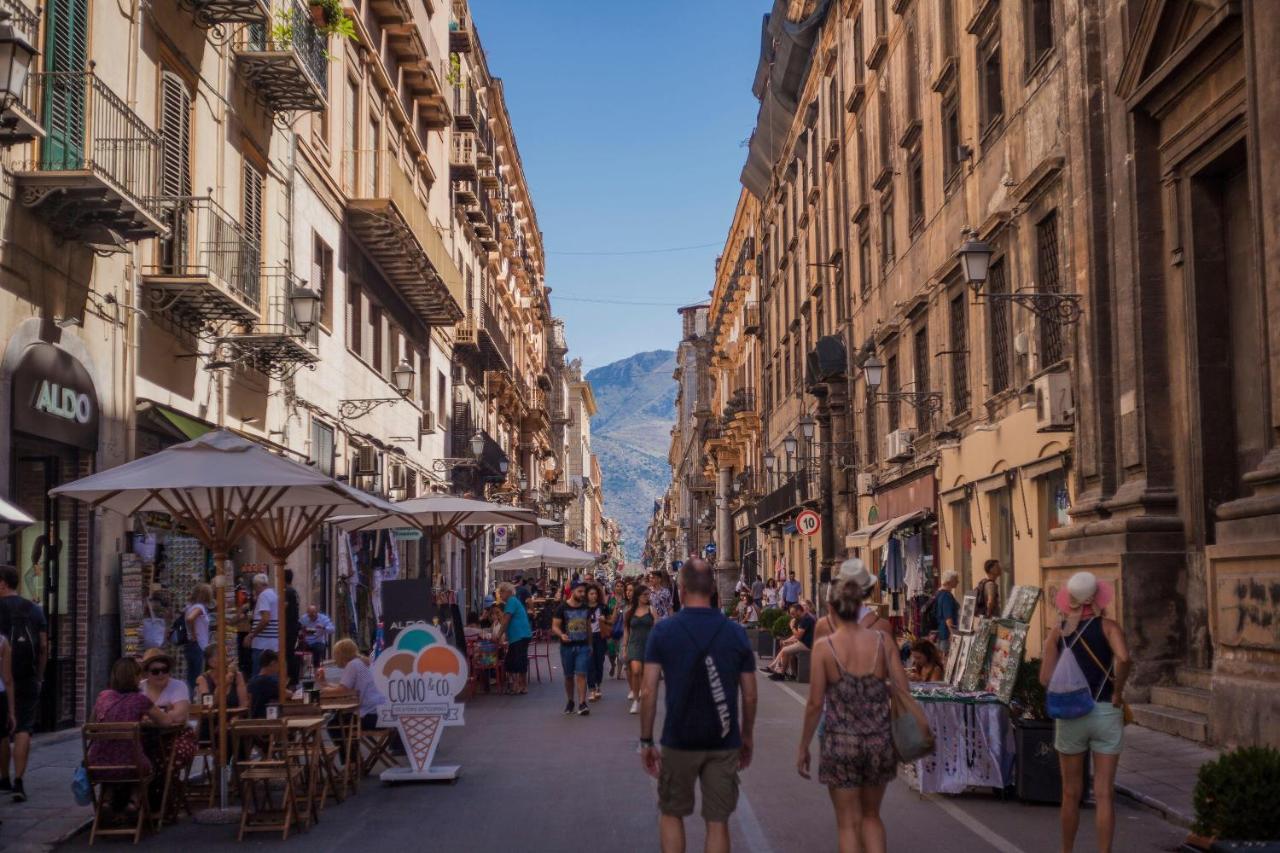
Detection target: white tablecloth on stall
<box><xmin>904</xmin><ymin>699</ymin><xmax>1014</xmax><ymax>794</ymax></box>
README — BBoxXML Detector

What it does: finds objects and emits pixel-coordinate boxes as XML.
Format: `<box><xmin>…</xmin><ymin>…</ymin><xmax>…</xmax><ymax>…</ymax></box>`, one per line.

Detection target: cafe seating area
<box><xmin>79</xmin><ymin>689</ymin><xmax>393</xmax><ymax>845</ymax></box>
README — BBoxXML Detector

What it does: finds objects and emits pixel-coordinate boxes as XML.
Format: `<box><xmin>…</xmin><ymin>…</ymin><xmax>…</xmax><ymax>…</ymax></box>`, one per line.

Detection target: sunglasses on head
<box><xmin>148</xmin><ymin>666</ymin><xmax>170</xmax><ymax>675</ymax></box>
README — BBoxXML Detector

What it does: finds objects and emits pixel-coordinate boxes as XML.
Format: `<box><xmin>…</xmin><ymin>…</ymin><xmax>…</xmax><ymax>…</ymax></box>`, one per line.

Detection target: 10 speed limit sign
<box><xmin>795</xmin><ymin>509</ymin><xmax>822</xmax><ymax>537</ymax></box>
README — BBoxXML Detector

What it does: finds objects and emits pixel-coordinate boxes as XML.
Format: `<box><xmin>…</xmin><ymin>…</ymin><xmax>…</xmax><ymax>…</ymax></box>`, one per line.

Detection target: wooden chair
<box><xmin>321</xmin><ymin>705</ymin><xmax>361</xmax><ymax>801</ymax></box>
<box><xmin>359</xmin><ymin>725</ymin><xmax>397</xmax><ymax>776</ymax></box>
<box><xmin>528</xmin><ymin>630</ymin><xmax>552</xmax><ymax>683</ymax></box>
<box><xmin>279</xmin><ymin>703</ymin><xmax>328</xmax><ymax>825</ymax></box>
<box><xmin>82</xmin><ymin>722</ymin><xmax>154</xmax><ymax>845</ymax></box>
<box><xmin>229</xmin><ymin>719</ymin><xmax>297</xmax><ymax>841</ymax></box>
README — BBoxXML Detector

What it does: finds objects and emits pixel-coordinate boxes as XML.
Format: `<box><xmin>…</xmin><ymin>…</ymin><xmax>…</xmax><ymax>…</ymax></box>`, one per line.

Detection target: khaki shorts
<box><xmin>658</xmin><ymin>747</ymin><xmax>740</xmax><ymax>823</ymax></box>
<box><xmin>1055</xmin><ymin>702</ymin><xmax>1125</xmax><ymax>755</ymax></box>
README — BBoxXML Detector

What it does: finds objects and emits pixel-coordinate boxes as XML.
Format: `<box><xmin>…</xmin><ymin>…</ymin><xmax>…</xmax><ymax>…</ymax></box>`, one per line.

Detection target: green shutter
<box><xmin>42</xmin><ymin>0</ymin><xmax>87</xmax><ymax>170</ymax></box>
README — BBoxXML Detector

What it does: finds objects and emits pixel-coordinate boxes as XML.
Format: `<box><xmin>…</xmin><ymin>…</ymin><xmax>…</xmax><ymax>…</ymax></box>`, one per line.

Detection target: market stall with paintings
<box><xmin>903</xmin><ymin>585</ymin><xmax>1040</xmax><ymax>795</ymax></box>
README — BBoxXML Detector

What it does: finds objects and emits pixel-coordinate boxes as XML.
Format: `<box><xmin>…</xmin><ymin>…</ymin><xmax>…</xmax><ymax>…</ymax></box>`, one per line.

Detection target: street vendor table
<box><xmin>903</xmin><ymin>687</ymin><xmax>1015</xmax><ymax>795</ymax></box>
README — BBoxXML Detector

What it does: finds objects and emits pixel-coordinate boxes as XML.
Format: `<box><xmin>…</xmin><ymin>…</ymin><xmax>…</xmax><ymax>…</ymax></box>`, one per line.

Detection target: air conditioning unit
<box><xmin>1035</xmin><ymin>371</ymin><xmax>1074</xmax><ymax>431</ymax></box>
<box><xmin>389</xmin><ymin>463</ymin><xmax>407</xmax><ymax>490</ymax></box>
<box><xmin>355</xmin><ymin>445</ymin><xmax>378</xmax><ymax>475</ymax></box>
<box><xmin>856</xmin><ymin>473</ymin><xmax>876</xmax><ymax>496</ymax></box>
<box><xmin>420</xmin><ymin>411</ymin><xmax>437</xmax><ymax>434</ymax></box>
<box><xmin>885</xmin><ymin>428</ymin><xmax>916</xmax><ymax>462</ymax></box>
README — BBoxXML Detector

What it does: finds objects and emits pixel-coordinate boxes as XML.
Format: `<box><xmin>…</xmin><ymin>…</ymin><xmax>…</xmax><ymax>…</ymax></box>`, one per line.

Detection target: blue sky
<box><xmin>471</xmin><ymin>1</ymin><xmax>767</xmax><ymax>370</ymax></box>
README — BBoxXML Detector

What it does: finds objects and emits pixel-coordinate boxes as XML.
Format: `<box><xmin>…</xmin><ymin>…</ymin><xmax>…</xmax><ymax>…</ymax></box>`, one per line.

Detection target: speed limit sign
<box><xmin>795</xmin><ymin>509</ymin><xmax>822</xmax><ymax>537</ymax></box>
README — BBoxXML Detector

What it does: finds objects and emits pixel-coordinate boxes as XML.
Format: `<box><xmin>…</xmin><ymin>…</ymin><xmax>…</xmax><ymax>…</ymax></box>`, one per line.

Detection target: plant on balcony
<box><xmin>307</xmin><ymin>0</ymin><xmax>357</xmax><ymax>39</ymax></box>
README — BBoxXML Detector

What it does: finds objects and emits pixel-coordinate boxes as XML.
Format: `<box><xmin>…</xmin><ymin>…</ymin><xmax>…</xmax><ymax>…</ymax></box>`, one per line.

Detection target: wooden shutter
<box><xmin>42</xmin><ymin>0</ymin><xmax>88</xmax><ymax>170</ymax></box>
<box><xmin>159</xmin><ymin>72</ymin><xmax>192</xmax><ymax>198</ymax></box>
<box><xmin>242</xmin><ymin>160</ymin><xmax>264</xmax><ymax>242</ymax></box>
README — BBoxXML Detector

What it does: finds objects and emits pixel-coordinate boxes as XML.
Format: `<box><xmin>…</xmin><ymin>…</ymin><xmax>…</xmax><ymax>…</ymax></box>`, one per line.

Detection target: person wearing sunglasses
<box><xmin>139</xmin><ymin>648</ymin><xmax>190</xmax><ymax>726</ymax></box>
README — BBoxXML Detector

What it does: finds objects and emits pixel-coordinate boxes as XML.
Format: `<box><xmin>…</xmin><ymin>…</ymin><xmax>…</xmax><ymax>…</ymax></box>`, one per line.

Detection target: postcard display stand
<box><xmin>904</xmin><ymin>585</ymin><xmax>1041</xmax><ymax>795</ymax></box>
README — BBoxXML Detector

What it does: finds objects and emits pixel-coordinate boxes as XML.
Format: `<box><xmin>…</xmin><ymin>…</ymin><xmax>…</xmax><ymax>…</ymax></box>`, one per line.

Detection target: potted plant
<box><xmin>305</xmin><ymin>0</ymin><xmax>357</xmax><ymax>40</ymax></box>
<box><xmin>756</xmin><ymin>607</ymin><xmax>783</xmax><ymax>657</ymax></box>
<box><xmin>1009</xmin><ymin>658</ymin><xmax>1074</xmax><ymax>803</ymax></box>
<box><xmin>1188</xmin><ymin>746</ymin><xmax>1280</xmax><ymax>851</ymax></box>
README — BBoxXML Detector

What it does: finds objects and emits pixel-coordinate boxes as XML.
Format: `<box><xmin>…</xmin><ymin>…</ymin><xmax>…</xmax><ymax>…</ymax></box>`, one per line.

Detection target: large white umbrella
<box><xmin>489</xmin><ymin>536</ymin><xmax>600</xmax><ymax>574</ymax></box>
<box><xmin>0</xmin><ymin>495</ymin><xmax>35</xmax><ymax>537</ymax></box>
<box><xmin>338</xmin><ymin>495</ymin><xmax>538</xmax><ymax>609</ymax></box>
<box><xmin>50</xmin><ymin>430</ymin><xmax>395</xmax><ymax>798</ymax></box>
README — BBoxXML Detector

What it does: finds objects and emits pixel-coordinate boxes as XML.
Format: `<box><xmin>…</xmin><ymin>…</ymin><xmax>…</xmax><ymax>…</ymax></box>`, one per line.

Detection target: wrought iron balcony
<box><xmin>449</xmin><ymin>0</ymin><xmax>473</xmax><ymax>52</ymax></box>
<box><xmin>454</xmin><ymin>318</ymin><xmax>478</xmax><ymax>347</ymax></box>
<box><xmin>344</xmin><ymin>149</ymin><xmax>466</xmax><ymax>325</ymax></box>
<box><xmin>453</xmin><ymin>85</ymin><xmax>480</xmax><ymax>132</ymax></box>
<box><xmin>0</xmin><ymin>0</ymin><xmax>41</xmax><ymax>144</ymax></box>
<box><xmin>177</xmin><ymin>0</ymin><xmax>268</xmax><ymax>28</ymax></box>
<box><xmin>453</xmin><ymin>177</ymin><xmax>478</xmax><ymax>208</ymax></box>
<box><xmin>216</xmin><ymin>269</ymin><xmax>318</xmax><ymax>379</ymax></box>
<box><xmin>480</xmin><ymin>302</ymin><xmax>512</xmax><ymax>373</ymax></box>
<box><xmin>144</xmin><ymin>197</ymin><xmax>261</xmax><ymax>334</ymax></box>
<box><xmin>236</xmin><ymin>0</ymin><xmax>327</xmax><ymax>113</ymax></box>
<box><xmin>13</xmin><ymin>70</ymin><xmax>167</xmax><ymax>251</ymax></box>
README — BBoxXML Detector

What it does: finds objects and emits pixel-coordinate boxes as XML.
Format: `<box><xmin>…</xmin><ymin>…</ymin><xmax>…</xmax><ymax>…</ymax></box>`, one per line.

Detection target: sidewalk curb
<box><xmin>1116</xmin><ymin>781</ymin><xmax>1193</xmax><ymax>829</ymax></box>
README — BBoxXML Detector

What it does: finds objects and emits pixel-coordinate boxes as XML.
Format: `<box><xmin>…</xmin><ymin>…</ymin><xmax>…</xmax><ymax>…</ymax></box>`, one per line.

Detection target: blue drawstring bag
<box><xmin>1046</xmin><ymin>619</ymin><xmax>1099</xmax><ymax>720</ymax></box>
<box><xmin>71</xmin><ymin>763</ymin><xmax>92</xmax><ymax>806</ymax></box>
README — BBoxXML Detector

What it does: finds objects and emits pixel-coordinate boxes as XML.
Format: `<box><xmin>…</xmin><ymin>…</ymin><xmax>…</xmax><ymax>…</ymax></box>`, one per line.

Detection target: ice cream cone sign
<box><xmin>373</xmin><ymin>622</ymin><xmax>468</xmax><ymax>781</ymax></box>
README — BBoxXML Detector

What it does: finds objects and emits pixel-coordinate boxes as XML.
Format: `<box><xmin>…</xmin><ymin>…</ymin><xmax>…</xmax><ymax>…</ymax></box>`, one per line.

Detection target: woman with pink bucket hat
<box><xmin>1039</xmin><ymin>571</ymin><xmax>1132</xmax><ymax>853</ymax></box>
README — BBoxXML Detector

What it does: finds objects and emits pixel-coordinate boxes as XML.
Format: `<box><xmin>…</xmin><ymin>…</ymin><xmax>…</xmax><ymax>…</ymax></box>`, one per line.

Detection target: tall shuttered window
<box><xmin>950</xmin><ymin>292</ymin><xmax>970</xmax><ymax>414</ymax></box>
<box><xmin>159</xmin><ymin>72</ymin><xmax>192</xmax><ymax>275</ymax></box>
<box><xmin>1036</xmin><ymin>211</ymin><xmax>1065</xmax><ymax>366</ymax></box>
<box><xmin>42</xmin><ymin>0</ymin><xmax>88</xmax><ymax>170</ymax></box>
<box><xmin>242</xmin><ymin>160</ymin><xmax>264</xmax><ymax>245</ymax></box>
<box><xmin>886</xmin><ymin>351</ymin><xmax>900</xmax><ymax>431</ymax></box>
<box><xmin>987</xmin><ymin>258</ymin><xmax>1012</xmax><ymax>394</ymax></box>
<box><xmin>914</xmin><ymin>324</ymin><xmax>931</xmax><ymax>432</ymax></box>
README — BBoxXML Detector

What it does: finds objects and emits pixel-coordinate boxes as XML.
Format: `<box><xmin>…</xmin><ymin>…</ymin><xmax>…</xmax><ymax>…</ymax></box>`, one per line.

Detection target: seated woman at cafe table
<box><xmin>318</xmin><ymin>639</ymin><xmax>401</xmax><ymax>756</ymax></box>
<box><xmin>139</xmin><ymin>648</ymin><xmax>190</xmax><ymax>725</ymax></box>
<box><xmin>194</xmin><ymin>643</ymin><xmax>248</xmax><ymax>741</ymax></box>
<box><xmin>89</xmin><ymin>658</ymin><xmax>172</xmax><ymax>819</ymax></box>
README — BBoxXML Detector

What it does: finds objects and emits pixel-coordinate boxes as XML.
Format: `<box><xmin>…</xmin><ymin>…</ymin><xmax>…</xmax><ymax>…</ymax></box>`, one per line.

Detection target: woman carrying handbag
<box><xmin>796</xmin><ymin>561</ymin><xmax>931</xmax><ymax>853</ymax></box>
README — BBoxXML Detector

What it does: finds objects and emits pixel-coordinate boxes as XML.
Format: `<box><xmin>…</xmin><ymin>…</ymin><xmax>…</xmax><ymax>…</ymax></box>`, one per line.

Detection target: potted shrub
<box><xmin>757</xmin><ymin>608</ymin><xmax>783</xmax><ymax>657</ymax></box>
<box><xmin>1189</xmin><ymin>746</ymin><xmax>1280</xmax><ymax>850</ymax></box>
<box><xmin>304</xmin><ymin>0</ymin><xmax>357</xmax><ymax>41</ymax></box>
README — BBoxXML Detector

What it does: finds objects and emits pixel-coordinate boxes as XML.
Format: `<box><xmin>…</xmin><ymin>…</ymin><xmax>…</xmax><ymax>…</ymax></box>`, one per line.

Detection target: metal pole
<box><xmin>274</xmin><ymin>555</ymin><xmax>288</xmax><ymax>706</ymax></box>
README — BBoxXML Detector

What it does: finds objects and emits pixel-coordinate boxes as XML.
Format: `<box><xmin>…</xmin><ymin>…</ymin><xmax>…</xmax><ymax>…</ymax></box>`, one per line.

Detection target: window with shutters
<box><xmin>437</xmin><ymin>371</ymin><xmax>448</xmax><ymax>436</ymax></box>
<box><xmin>851</xmin><ymin>15</ymin><xmax>865</xmax><ymax>88</ymax></box>
<box><xmin>906</xmin><ymin>13</ymin><xmax>921</xmax><ymax>124</ymax></box>
<box><xmin>886</xmin><ymin>350</ymin><xmax>900</xmax><ymax>431</ymax></box>
<box><xmin>310</xmin><ymin>419</ymin><xmax>334</xmax><ymax>477</ymax></box>
<box><xmin>914</xmin><ymin>324</ymin><xmax>932</xmax><ymax>431</ymax></box>
<box><xmin>942</xmin><ymin>89</ymin><xmax>962</xmax><ymax>189</ymax></box>
<box><xmin>242</xmin><ymin>160</ymin><xmax>264</xmax><ymax>245</ymax></box>
<box><xmin>978</xmin><ymin>21</ymin><xmax>1004</xmax><ymax>136</ymax></box>
<box><xmin>880</xmin><ymin>194</ymin><xmax>895</xmax><ymax>272</ymax></box>
<box><xmin>940</xmin><ymin>0</ymin><xmax>957</xmax><ymax>60</ymax></box>
<box><xmin>987</xmin><ymin>258</ymin><xmax>1012</xmax><ymax>393</ymax></box>
<box><xmin>42</xmin><ymin>0</ymin><xmax>88</xmax><ymax>171</ymax></box>
<box><xmin>159</xmin><ymin>72</ymin><xmax>192</xmax><ymax>199</ymax></box>
<box><xmin>343</xmin><ymin>75</ymin><xmax>359</xmax><ymax>193</ymax></box>
<box><xmin>347</xmin><ymin>281</ymin><xmax>362</xmax><ymax>355</ymax></box>
<box><xmin>865</xmin><ymin>395</ymin><xmax>879</xmax><ymax>464</ymax></box>
<box><xmin>1036</xmin><ymin>211</ymin><xmax>1065</xmax><ymax>367</ymax></box>
<box><xmin>907</xmin><ymin>147</ymin><xmax>924</xmax><ymax>235</ymax></box>
<box><xmin>877</xmin><ymin>89</ymin><xmax>892</xmax><ymax>175</ymax></box>
<box><xmin>312</xmin><ymin>234</ymin><xmax>333</xmax><ymax>330</ymax></box>
<box><xmin>1026</xmin><ymin>0</ymin><xmax>1054</xmax><ymax>72</ymax></box>
<box><xmin>371</xmin><ymin>305</ymin><xmax>383</xmax><ymax>373</ymax></box>
<box><xmin>950</xmin><ymin>291</ymin><xmax>970</xmax><ymax>414</ymax></box>
<box><xmin>859</xmin><ymin>228</ymin><xmax>872</xmax><ymax>297</ymax></box>
<box><xmin>418</xmin><ymin>349</ymin><xmax>430</xmax><ymax>406</ymax></box>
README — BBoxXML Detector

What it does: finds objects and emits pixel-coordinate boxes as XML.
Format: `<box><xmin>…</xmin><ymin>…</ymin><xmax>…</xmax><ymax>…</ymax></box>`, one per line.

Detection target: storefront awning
<box><xmin>0</xmin><ymin>496</ymin><xmax>35</xmax><ymax>533</ymax></box>
<box><xmin>845</xmin><ymin>518</ymin><xmax>891</xmax><ymax>551</ymax></box>
<box><xmin>868</xmin><ymin>509</ymin><xmax>932</xmax><ymax>551</ymax></box>
<box><xmin>137</xmin><ymin>400</ymin><xmax>215</xmax><ymax>442</ymax></box>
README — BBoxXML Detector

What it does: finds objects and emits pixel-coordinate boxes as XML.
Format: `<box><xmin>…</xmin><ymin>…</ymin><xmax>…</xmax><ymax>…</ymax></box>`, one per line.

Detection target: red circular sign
<box><xmin>796</xmin><ymin>510</ymin><xmax>822</xmax><ymax>537</ymax></box>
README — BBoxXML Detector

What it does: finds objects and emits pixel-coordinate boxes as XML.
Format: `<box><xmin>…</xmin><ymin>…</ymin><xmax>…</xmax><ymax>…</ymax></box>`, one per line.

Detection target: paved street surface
<box><xmin>55</xmin><ymin>654</ymin><xmax>1188</xmax><ymax>852</ymax></box>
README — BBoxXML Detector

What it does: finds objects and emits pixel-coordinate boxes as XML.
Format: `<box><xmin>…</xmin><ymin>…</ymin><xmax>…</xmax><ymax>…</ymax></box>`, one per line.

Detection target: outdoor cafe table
<box><xmin>901</xmin><ymin>688</ymin><xmax>1015</xmax><ymax>795</ymax></box>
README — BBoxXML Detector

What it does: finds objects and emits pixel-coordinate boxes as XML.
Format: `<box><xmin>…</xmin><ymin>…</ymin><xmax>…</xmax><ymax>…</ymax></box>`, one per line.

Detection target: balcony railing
<box><xmin>344</xmin><ymin>148</ymin><xmax>466</xmax><ymax>325</ymax></box>
<box><xmin>451</xmin><ymin>132</ymin><xmax>478</xmax><ymax>174</ymax></box>
<box><xmin>14</xmin><ymin>71</ymin><xmax>166</xmax><ymax>248</ymax></box>
<box><xmin>453</xmin><ymin>85</ymin><xmax>480</xmax><ymax>131</ymax></box>
<box><xmin>0</xmin><ymin>1</ymin><xmax>40</xmax><ymax>144</ymax></box>
<box><xmin>1</xmin><ymin>0</ymin><xmax>38</xmax><ymax>41</ymax></box>
<box><xmin>449</xmin><ymin>0</ymin><xmax>473</xmax><ymax>52</ymax></box>
<box><xmin>144</xmin><ymin>197</ymin><xmax>261</xmax><ymax>332</ymax></box>
<box><xmin>217</xmin><ymin>269</ymin><xmax>319</xmax><ymax>379</ymax></box>
<box><xmin>237</xmin><ymin>0</ymin><xmax>328</xmax><ymax>112</ymax></box>
<box><xmin>176</xmin><ymin>0</ymin><xmax>268</xmax><ymax>27</ymax></box>
<box><xmin>481</xmin><ymin>302</ymin><xmax>512</xmax><ymax>372</ymax></box>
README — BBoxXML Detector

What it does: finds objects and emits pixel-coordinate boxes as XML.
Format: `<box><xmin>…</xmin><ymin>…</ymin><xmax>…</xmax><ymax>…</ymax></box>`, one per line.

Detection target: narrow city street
<box><xmin>59</xmin><ymin>657</ymin><xmax>1185</xmax><ymax>853</ymax></box>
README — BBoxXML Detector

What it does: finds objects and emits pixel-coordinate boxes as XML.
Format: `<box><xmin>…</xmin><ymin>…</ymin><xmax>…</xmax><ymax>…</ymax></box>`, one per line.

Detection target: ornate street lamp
<box><xmin>469</xmin><ymin>431</ymin><xmax>485</xmax><ymax>459</ymax></box>
<box><xmin>798</xmin><ymin>415</ymin><xmax>817</xmax><ymax>442</ymax></box>
<box><xmin>288</xmin><ymin>284</ymin><xmax>322</xmax><ymax>333</ymax></box>
<box><xmin>763</xmin><ymin>451</ymin><xmax>776</xmax><ymax>472</ymax></box>
<box><xmin>0</xmin><ymin>17</ymin><xmax>37</xmax><ymax>122</ymax></box>
<box><xmin>863</xmin><ymin>355</ymin><xmax>885</xmax><ymax>390</ymax></box>
<box><xmin>782</xmin><ymin>433</ymin><xmax>798</xmax><ymax>457</ymax></box>
<box><xmin>391</xmin><ymin>358</ymin><xmax>415</xmax><ymax>397</ymax></box>
<box><xmin>957</xmin><ymin>228</ymin><xmax>994</xmax><ymax>293</ymax></box>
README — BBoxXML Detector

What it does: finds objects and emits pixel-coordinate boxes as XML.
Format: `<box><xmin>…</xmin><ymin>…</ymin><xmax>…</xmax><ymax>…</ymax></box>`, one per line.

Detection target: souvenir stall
<box><xmin>901</xmin><ymin>585</ymin><xmax>1041</xmax><ymax>795</ymax></box>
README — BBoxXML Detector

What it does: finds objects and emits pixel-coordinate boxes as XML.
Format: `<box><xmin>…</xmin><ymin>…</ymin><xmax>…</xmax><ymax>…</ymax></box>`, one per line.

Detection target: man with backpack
<box><xmin>0</xmin><ymin>564</ymin><xmax>47</xmax><ymax>803</ymax></box>
<box><xmin>974</xmin><ymin>559</ymin><xmax>1003</xmax><ymax>619</ymax></box>
<box><xmin>640</xmin><ymin>558</ymin><xmax>757</xmax><ymax>853</ymax></box>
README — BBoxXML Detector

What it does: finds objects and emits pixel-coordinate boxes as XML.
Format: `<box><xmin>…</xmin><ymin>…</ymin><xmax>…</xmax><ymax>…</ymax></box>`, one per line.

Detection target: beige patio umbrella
<box><xmin>50</xmin><ymin>430</ymin><xmax>395</xmax><ymax>809</ymax></box>
<box><xmin>338</xmin><ymin>495</ymin><xmax>538</xmax><ymax>611</ymax></box>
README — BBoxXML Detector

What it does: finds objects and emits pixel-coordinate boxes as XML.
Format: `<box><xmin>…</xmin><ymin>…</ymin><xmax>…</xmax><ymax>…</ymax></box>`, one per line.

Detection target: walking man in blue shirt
<box><xmin>781</xmin><ymin>571</ymin><xmax>802</xmax><ymax>608</ymax></box>
<box><xmin>640</xmin><ymin>558</ymin><xmax>757</xmax><ymax>853</ymax></box>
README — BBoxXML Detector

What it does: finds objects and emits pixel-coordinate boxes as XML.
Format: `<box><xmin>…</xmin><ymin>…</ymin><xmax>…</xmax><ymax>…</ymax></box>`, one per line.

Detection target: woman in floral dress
<box><xmin>796</xmin><ymin>572</ymin><xmax>912</xmax><ymax>853</ymax></box>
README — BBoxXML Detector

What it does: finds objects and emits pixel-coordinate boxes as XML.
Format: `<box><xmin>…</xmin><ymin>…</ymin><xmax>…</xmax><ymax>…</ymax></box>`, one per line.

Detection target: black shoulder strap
<box><xmin>675</xmin><ymin>618</ymin><xmax>727</xmax><ymax>660</ymax></box>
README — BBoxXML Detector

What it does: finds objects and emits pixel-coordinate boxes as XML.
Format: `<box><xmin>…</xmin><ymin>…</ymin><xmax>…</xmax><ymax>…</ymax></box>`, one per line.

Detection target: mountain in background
<box><xmin>586</xmin><ymin>350</ymin><xmax>676</xmax><ymax>562</ymax></box>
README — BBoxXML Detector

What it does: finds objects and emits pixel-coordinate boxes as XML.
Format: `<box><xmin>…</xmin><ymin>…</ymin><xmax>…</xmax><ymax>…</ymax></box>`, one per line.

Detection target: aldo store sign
<box><xmin>11</xmin><ymin>343</ymin><xmax>99</xmax><ymax>450</ymax></box>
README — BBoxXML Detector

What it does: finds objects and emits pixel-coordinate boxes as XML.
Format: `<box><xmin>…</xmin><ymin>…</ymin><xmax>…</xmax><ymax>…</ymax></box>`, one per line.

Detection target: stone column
<box><xmin>715</xmin><ymin>464</ymin><xmax>739</xmax><ymax>602</ymax></box>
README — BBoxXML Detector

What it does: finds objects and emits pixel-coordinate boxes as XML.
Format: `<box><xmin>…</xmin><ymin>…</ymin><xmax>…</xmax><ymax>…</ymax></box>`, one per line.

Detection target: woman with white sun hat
<box><xmin>1039</xmin><ymin>571</ymin><xmax>1132</xmax><ymax>853</ymax></box>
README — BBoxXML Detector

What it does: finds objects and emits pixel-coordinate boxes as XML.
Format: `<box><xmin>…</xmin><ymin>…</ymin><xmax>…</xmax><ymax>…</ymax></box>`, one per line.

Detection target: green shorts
<box><xmin>658</xmin><ymin>747</ymin><xmax>740</xmax><ymax>823</ymax></box>
<box><xmin>1055</xmin><ymin>702</ymin><xmax>1124</xmax><ymax>755</ymax></box>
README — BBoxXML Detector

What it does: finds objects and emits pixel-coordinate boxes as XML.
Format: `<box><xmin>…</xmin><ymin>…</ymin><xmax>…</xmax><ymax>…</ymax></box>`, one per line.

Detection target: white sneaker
<box><xmin>629</xmin><ymin>700</ymin><xmax>639</xmax><ymax>714</ymax></box>
<box><xmin>627</xmin><ymin>690</ymin><xmax>635</xmax><ymax>701</ymax></box>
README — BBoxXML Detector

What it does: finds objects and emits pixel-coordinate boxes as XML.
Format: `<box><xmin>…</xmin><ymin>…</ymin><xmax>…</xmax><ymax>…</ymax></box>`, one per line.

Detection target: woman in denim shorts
<box><xmin>1040</xmin><ymin>572</ymin><xmax>1132</xmax><ymax>853</ymax></box>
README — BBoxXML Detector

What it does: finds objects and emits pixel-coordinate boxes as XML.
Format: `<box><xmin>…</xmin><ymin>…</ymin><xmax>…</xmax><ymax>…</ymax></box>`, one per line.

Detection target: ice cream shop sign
<box><xmin>11</xmin><ymin>342</ymin><xmax>98</xmax><ymax>450</ymax></box>
<box><xmin>373</xmin><ymin>622</ymin><xmax>468</xmax><ymax>782</ymax></box>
